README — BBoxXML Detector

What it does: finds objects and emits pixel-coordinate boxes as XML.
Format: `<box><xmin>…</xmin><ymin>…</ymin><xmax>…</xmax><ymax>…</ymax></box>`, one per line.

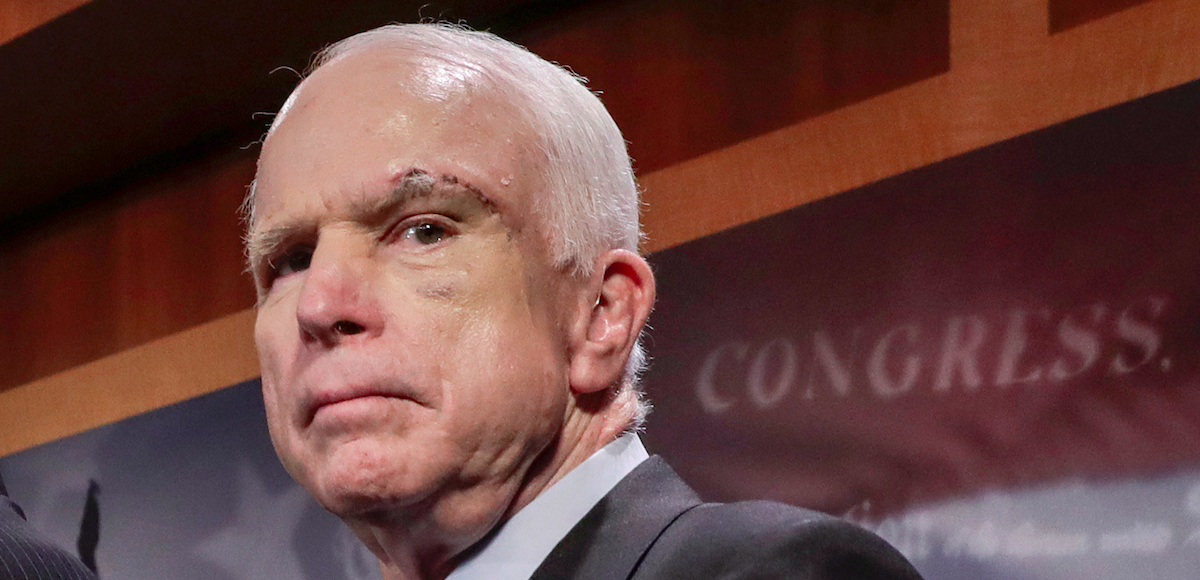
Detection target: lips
<box><xmin>300</xmin><ymin>376</ymin><xmax>423</xmax><ymax>426</ymax></box>
<box><xmin>307</xmin><ymin>390</ymin><xmax>386</xmax><ymax>423</ymax></box>
<box><xmin>283</xmin><ymin>350</ymin><xmax>428</xmax><ymax>427</ymax></box>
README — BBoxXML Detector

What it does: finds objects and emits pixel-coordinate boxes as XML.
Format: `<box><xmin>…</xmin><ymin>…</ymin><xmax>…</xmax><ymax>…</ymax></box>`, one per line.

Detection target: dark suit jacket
<box><xmin>531</xmin><ymin>457</ymin><xmax>923</xmax><ymax>580</ymax></box>
<box><xmin>0</xmin><ymin>473</ymin><xmax>98</xmax><ymax>580</ymax></box>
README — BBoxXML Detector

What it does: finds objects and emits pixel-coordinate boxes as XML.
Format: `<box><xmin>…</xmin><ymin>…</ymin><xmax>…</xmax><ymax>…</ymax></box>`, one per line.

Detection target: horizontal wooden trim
<box><xmin>5</xmin><ymin>0</ymin><xmax>1200</xmax><ymax>455</ymax></box>
<box><xmin>0</xmin><ymin>310</ymin><xmax>258</xmax><ymax>457</ymax></box>
<box><xmin>0</xmin><ymin>0</ymin><xmax>92</xmax><ymax>45</ymax></box>
<box><xmin>642</xmin><ymin>0</ymin><xmax>1200</xmax><ymax>251</ymax></box>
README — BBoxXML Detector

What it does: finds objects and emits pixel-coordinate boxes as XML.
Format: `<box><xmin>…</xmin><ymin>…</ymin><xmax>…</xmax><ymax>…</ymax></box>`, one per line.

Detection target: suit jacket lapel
<box><xmin>529</xmin><ymin>456</ymin><xmax>701</xmax><ymax>580</ymax></box>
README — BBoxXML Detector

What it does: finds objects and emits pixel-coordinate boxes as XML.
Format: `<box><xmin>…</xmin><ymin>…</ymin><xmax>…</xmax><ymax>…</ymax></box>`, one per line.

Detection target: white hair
<box><xmin>246</xmin><ymin>23</ymin><xmax>650</xmax><ymax>427</ymax></box>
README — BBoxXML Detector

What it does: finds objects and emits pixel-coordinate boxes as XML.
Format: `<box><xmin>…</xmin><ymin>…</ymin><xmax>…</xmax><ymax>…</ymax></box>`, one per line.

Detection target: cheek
<box><xmin>417</xmin><ymin>279</ymin><xmax>456</xmax><ymax>300</ymax></box>
<box><xmin>399</xmin><ymin>241</ymin><xmax>568</xmax><ymax>412</ymax></box>
<box><xmin>257</xmin><ymin>372</ymin><xmax>313</xmax><ymax>487</ymax></box>
<box><xmin>254</xmin><ymin>310</ymin><xmax>302</xmax><ymax>439</ymax></box>
<box><xmin>260</xmin><ymin>379</ymin><xmax>295</xmax><ymax>458</ymax></box>
<box><xmin>448</xmin><ymin>302</ymin><xmax>566</xmax><ymax>412</ymax></box>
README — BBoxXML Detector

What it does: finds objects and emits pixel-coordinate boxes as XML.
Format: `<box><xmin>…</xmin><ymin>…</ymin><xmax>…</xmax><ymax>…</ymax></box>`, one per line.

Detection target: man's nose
<box><xmin>294</xmin><ymin>239</ymin><xmax>384</xmax><ymax>347</ymax></box>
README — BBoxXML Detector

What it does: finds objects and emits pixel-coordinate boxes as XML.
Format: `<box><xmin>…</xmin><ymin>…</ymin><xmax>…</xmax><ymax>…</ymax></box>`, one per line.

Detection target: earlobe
<box><xmin>569</xmin><ymin>250</ymin><xmax>656</xmax><ymax>394</ymax></box>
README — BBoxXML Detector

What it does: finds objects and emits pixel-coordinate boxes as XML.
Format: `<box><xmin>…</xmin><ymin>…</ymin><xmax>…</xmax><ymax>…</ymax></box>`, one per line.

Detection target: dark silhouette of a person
<box><xmin>77</xmin><ymin>480</ymin><xmax>101</xmax><ymax>576</ymax></box>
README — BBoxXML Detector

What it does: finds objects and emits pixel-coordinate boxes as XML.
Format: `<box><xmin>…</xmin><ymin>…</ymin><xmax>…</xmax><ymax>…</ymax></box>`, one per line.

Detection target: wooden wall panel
<box><xmin>516</xmin><ymin>0</ymin><xmax>949</xmax><ymax>173</ymax></box>
<box><xmin>1050</xmin><ymin>0</ymin><xmax>1156</xmax><ymax>31</ymax></box>
<box><xmin>0</xmin><ymin>0</ymin><xmax>90</xmax><ymax>44</ymax></box>
<box><xmin>0</xmin><ymin>311</ymin><xmax>258</xmax><ymax>457</ymax></box>
<box><xmin>0</xmin><ymin>148</ymin><xmax>258</xmax><ymax>392</ymax></box>
<box><xmin>644</xmin><ymin>0</ymin><xmax>1200</xmax><ymax>249</ymax></box>
<box><xmin>0</xmin><ymin>0</ymin><xmax>949</xmax><ymax>395</ymax></box>
<box><xmin>4</xmin><ymin>0</ymin><xmax>1200</xmax><ymax>454</ymax></box>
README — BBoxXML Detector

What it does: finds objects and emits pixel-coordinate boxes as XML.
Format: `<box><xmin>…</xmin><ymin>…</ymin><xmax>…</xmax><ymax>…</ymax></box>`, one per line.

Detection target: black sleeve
<box><xmin>638</xmin><ymin>501</ymin><xmax>923</xmax><ymax>580</ymax></box>
<box><xmin>719</xmin><ymin>516</ymin><xmax>924</xmax><ymax>580</ymax></box>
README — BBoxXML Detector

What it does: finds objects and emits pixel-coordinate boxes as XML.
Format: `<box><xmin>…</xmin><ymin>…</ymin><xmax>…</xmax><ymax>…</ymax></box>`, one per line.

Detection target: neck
<box><xmin>350</xmin><ymin>391</ymin><xmax>637</xmax><ymax>580</ymax></box>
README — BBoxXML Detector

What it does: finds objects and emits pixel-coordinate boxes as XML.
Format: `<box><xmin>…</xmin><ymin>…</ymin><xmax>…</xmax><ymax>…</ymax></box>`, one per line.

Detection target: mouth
<box><xmin>304</xmin><ymin>386</ymin><xmax>419</xmax><ymax>426</ymax></box>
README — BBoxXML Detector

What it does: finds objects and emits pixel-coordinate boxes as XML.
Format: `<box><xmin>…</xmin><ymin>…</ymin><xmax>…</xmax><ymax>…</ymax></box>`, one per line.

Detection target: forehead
<box><xmin>253</xmin><ymin>46</ymin><xmax>542</xmax><ymax>225</ymax></box>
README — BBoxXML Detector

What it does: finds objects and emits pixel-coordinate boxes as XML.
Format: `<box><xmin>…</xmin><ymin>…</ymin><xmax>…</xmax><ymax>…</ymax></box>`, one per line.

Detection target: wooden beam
<box><xmin>641</xmin><ymin>0</ymin><xmax>1199</xmax><ymax>251</ymax></box>
<box><xmin>0</xmin><ymin>0</ymin><xmax>91</xmax><ymax>45</ymax></box>
<box><xmin>0</xmin><ymin>311</ymin><xmax>257</xmax><ymax>457</ymax></box>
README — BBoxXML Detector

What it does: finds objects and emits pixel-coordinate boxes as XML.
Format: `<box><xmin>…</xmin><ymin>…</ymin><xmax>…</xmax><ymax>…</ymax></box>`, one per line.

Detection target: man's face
<box><xmin>250</xmin><ymin>49</ymin><xmax>577</xmax><ymax>524</ymax></box>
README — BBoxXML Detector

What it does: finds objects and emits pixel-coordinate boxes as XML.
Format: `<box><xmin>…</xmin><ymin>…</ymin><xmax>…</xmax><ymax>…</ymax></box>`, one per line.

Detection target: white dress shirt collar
<box><xmin>446</xmin><ymin>433</ymin><xmax>649</xmax><ymax>580</ymax></box>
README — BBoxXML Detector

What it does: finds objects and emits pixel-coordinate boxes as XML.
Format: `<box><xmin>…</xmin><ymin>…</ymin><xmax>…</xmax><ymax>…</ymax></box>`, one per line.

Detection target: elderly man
<box><xmin>246</xmin><ymin>23</ymin><xmax>921</xmax><ymax>580</ymax></box>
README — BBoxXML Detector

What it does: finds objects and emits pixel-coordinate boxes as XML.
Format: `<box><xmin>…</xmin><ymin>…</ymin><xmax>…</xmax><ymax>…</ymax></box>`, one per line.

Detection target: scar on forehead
<box><xmin>385</xmin><ymin>167</ymin><xmax>499</xmax><ymax>213</ymax></box>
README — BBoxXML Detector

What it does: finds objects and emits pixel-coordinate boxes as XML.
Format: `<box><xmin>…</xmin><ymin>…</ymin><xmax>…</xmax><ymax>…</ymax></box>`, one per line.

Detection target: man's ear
<box><xmin>569</xmin><ymin>249</ymin><xmax>656</xmax><ymax>394</ymax></box>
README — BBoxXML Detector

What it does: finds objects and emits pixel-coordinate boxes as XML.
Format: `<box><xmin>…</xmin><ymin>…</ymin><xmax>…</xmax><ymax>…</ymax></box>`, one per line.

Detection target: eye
<box><xmin>268</xmin><ymin>246</ymin><xmax>313</xmax><ymax>280</ymax></box>
<box><xmin>400</xmin><ymin>221</ymin><xmax>451</xmax><ymax>246</ymax></box>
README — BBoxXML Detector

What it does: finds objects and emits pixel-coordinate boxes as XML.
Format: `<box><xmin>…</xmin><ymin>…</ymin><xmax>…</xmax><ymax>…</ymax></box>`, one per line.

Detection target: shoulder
<box><xmin>635</xmin><ymin>500</ymin><xmax>923</xmax><ymax>580</ymax></box>
<box><xmin>1</xmin><ymin>495</ymin><xmax>99</xmax><ymax>580</ymax></box>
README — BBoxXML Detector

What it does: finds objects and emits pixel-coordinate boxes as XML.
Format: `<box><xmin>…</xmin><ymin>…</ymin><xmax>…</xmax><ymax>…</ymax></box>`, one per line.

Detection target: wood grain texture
<box><xmin>4</xmin><ymin>0</ymin><xmax>1200</xmax><ymax>454</ymax></box>
<box><xmin>0</xmin><ymin>311</ymin><xmax>257</xmax><ymax>457</ymax></box>
<box><xmin>0</xmin><ymin>0</ymin><xmax>90</xmax><ymax>44</ymax></box>
<box><xmin>0</xmin><ymin>0</ymin><xmax>948</xmax><ymax>394</ymax></box>
<box><xmin>1050</xmin><ymin>0</ymin><xmax>1156</xmax><ymax>32</ymax></box>
<box><xmin>641</xmin><ymin>0</ymin><xmax>1200</xmax><ymax>251</ymax></box>
<box><xmin>0</xmin><ymin>147</ymin><xmax>258</xmax><ymax>392</ymax></box>
<box><xmin>516</xmin><ymin>0</ymin><xmax>948</xmax><ymax>173</ymax></box>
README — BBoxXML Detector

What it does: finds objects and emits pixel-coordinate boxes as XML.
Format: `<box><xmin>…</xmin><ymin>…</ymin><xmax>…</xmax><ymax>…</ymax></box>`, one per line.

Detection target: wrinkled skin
<box><xmin>249</xmin><ymin>42</ymin><xmax>654</xmax><ymax>580</ymax></box>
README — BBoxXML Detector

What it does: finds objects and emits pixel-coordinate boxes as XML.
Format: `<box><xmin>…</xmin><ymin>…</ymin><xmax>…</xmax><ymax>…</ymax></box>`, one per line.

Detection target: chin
<box><xmin>307</xmin><ymin>437</ymin><xmax>436</xmax><ymax>518</ymax></box>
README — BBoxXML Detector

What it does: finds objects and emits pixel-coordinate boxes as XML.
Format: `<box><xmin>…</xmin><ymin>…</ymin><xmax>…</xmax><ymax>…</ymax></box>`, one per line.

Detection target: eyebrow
<box><xmin>245</xmin><ymin>168</ymin><xmax>499</xmax><ymax>272</ymax></box>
